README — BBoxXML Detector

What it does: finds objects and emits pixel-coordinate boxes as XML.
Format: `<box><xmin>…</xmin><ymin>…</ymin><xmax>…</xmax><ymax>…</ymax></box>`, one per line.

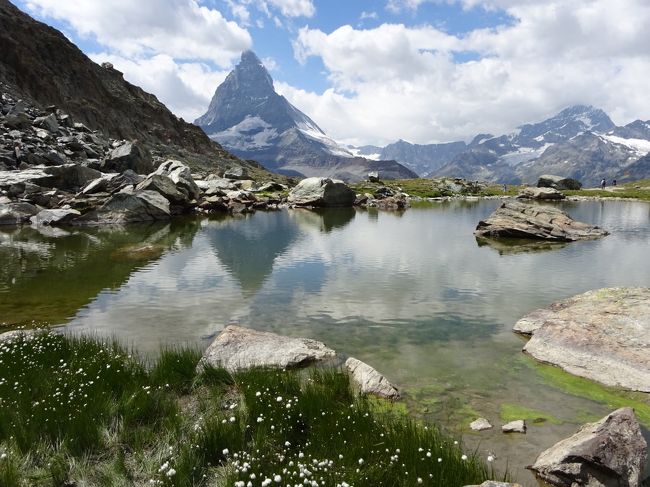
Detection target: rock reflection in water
<box><xmin>0</xmin><ymin>218</ymin><xmax>200</xmax><ymax>326</ymax></box>
<box><xmin>475</xmin><ymin>236</ymin><xmax>569</xmax><ymax>255</ymax></box>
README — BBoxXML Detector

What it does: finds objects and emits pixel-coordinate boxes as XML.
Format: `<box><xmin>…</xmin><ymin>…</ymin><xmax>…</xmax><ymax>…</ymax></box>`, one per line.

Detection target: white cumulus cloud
<box><xmin>289</xmin><ymin>0</ymin><xmax>650</xmax><ymax>145</ymax></box>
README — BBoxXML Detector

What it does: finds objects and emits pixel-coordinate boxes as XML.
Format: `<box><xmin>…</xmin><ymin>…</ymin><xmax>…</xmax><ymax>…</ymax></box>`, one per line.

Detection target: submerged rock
<box><xmin>514</xmin><ymin>287</ymin><xmax>650</xmax><ymax>392</ymax></box>
<box><xmin>200</xmin><ymin>325</ymin><xmax>336</xmax><ymax>372</ymax></box>
<box><xmin>345</xmin><ymin>357</ymin><xmax>400</xmax><ymax>399</ymax></box>
<box><xmin>529</xmin><ymin>407</ymin><xmax>646</xmax><ymax>487</ymax></box>
<box><xmin>288</xmin><ymin>177</ymin><xmax>356</xmax><ymax>207</ymax></box>
<box><xmin>470</xmin><ymin>418</ymin><xmax>493</xmax><ymax>431</ymax></box>
<box><xmin>502</xmin><ymin>420</ymin><xmax>526</xmax><ymax>434</ymax></box>
<box><xmin>474</xmin><ymin>201</ymin><xmax>608</xmax><ymax>241</ymax></box>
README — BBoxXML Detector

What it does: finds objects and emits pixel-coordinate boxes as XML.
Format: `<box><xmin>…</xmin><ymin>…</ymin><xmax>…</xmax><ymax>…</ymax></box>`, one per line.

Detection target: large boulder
<box><xmin>517</xmin><ymin>187</ymin><xmax>566</xmax><ymax>200</ymax></box>
<box><xmin>529</xmin><ymin>407</ymin><xmax>647</xmax><ymax>487</ymax></box>
<box><xmin>153</xmin><ymin>160</ymin><xmax>200</xmax><ymax>200</ymax></box>
<box><xmin>199</xmin><ymin>325</ymin><xmax>336</xmax><ymax>372</ymax></box>
<box><xmin>30</xmin><ymin>208</ymin><xmax>80</xmax><ymax>226</ymax></box>
<box><xmin>101</xmin><ymin>141</ymin><xmax>153</xmax><ymax>174</ymax></box>
<box><xmin>0</xmin><ymin>202</ymin><xmax>39</xmax><ymax>225</ymax></box>
<box><xmin>288</xmin><ymin>177</ymin><xmax>356</xmax><ymax>207</ymax></box>
<box><xmin>475</xmin><ymin>202</ymin><xmax>608</xmax><ymax>241</ymax></box>
<box><xmin>537</xmin><ymin>175</ymin><xmax>582</xmax><ymax>191</ymax></box>
<box><xmin>136</xmin><ymin>174</ymin><xmax>187</xmax><ymax>205</ymax></box>
<box><xmin>75</xmin><ymin>190</ymin><xmax>170</xmax><ymax>225</ymax></box>
<box><xmin>514</xmin><ymin>287</ymin><xmax>650</xmax><ymax>392</ymax></box>
<box><xmin>345</xmin><ymin>357</ymin><xmax>400</xmax><ymax>399</ymax></box>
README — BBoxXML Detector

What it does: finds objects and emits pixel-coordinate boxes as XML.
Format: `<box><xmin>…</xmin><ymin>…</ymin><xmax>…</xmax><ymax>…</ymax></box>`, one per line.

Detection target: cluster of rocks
<box><xmin>537</xmin><ymin>174</ymin><xmax>582</xmax><ymax>191</ymax></box>
<box><xmin>354</xmin><ymin>185</ymin><xmax>411</xmax><ymax>210</ymax></box>
<box><xmin>0</xmin><ymin>94</ymin><xmax>297</xmax><ymax>225</ymax></box>
<box><xmin>199</xmin><ymin>325</ymin><xmax>400</xmax><ymax>400</ymax></box>
<box><xmin>470</xmin><ymin>418</ymin><xmax>527</xmax><ymax>434</ymax></box>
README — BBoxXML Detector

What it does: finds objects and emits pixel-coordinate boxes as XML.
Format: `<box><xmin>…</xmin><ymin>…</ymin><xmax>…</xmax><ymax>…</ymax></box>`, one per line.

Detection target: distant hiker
<box><xmin>503</xmin><ymin>184</ymin><xmax>507</xmax><ymax>193</ymax></box>
<box><xmin>613</xmin><ymin>179</ymin><xmax>617</xmax><ymax>186</ymax></box>
<box><xmin>600</xmin><ymin>178</ymin><xmax>606</xmax><ymax>189</ymax></box>
<box><xmin>12</xmin><ymin>141</ymin><xmax>23</xmax><ymax>168</ymax></box>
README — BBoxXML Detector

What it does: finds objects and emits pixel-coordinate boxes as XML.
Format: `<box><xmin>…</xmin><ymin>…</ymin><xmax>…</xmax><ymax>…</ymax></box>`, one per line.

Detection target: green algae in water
<box><xmin>499</xmin><ymin>403</ymin><xmax>562</xmax><ymax>425</ymax></box>
<box><xmin>522</xmin><ymin>355</ymin><xmax>650</xmax><ymax>427</ymax></box>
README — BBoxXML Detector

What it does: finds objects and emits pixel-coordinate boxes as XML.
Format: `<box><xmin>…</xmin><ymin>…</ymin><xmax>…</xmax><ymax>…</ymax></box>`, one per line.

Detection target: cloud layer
<box><xmin>288</xmin><ymin>0</ymin><xmax>650</xmax><ymax>145</ymax></box>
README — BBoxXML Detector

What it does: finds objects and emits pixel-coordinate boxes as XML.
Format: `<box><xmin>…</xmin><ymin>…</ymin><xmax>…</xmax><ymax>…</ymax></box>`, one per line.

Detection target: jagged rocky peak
<box><xmin>517</xmin><ymin>104</ymin><xmax>615</xmax><ymax>142</ymax></box>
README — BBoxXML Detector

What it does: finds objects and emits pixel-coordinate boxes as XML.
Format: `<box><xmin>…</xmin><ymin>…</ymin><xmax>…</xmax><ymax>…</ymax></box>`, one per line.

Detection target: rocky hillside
<box><xmin>0</xmin><ymin>0</ymin><xmax>267</xmax><ymax>177</ymax></box>
<box><xmin>195</xmin><ymin>51</ymin><xmax>417</xmax><ymax>183</ymax></box>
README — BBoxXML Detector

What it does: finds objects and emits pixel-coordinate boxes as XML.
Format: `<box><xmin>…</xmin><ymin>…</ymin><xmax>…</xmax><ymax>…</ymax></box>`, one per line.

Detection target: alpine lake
<box><xmin>1</xmin><ymin>199</ymin><xmax>649</xmax><ymax>485</ymax></box>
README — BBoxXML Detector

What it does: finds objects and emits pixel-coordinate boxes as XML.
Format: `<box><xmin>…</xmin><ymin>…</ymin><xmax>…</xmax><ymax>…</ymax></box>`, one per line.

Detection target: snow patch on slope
<box><xmin>601</xmin><ymin>135</ymin><xmax>650</xmax><ymax>156</ymax></box>
<box><xmin>210</xmin><ymin>116</ymin><xmax>278</xmax><ymax>151</ymax></box>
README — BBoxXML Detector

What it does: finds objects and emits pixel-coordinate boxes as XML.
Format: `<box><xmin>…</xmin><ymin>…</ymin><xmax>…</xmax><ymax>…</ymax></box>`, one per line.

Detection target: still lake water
<box><xmin>1</xmin><ymin>199</ymin><xmax>649</xmax><ymax>484</ymax></box>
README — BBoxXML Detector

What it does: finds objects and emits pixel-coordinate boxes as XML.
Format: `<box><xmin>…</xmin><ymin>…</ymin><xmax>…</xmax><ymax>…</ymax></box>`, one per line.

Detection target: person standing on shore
<box><xmin>600</xmin><ymin>178</ymin><xmax>606</xmax><ymax>189</ymax></box>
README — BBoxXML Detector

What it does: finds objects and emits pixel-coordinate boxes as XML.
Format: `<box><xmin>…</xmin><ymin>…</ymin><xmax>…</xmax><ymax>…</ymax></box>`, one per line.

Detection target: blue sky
<box><xmin>13</xmin><ymin>0</ymin><xmax>650</xmax><ymax>145</ymax></box>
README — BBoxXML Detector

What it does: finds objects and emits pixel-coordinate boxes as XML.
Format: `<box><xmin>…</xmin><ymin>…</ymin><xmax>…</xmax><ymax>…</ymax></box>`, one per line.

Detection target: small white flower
<box><xmin>166</xmin><ymin>468</ymin><xmax>176</xmax><ymax>477</ymax></box>
<box><xmin>461</xmin><ymin>454</ymin><xmax>468</xmax><ymax>461</ymax></box>
<box><xmin>276</xmin><ymin>396</ymin><xmax>283</xmax><ymax>402</ymax></box>
<box><xmin>223</xmin><ymin>448</ymin><xmax>229</xmax><ymax>455</ymax></box>
<box><xmin>487</xmin><ymin>455</ymin><xmax>494</xmax><ymax>462</ymax></box>
<box><xmin>274</xmin><ymin>474</ymin><xmax>282</xmax><ymax>483</ymax></box>
<box><xmin>417</xmin><ymin>478</ymin><xmax>423</xmax><ymax>484</ymax></box>
<box><xmin>358</xmin><ymin>458</ymin><xmax>364</xmax><ymax>465</ymax></box>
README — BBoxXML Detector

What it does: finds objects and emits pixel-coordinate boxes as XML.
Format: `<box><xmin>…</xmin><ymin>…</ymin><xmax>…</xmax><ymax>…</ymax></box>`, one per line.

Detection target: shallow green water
<box><xmin>1</xmin><ymin>200</ymin><xmax>649</xmax><ymax>485</ymax></box>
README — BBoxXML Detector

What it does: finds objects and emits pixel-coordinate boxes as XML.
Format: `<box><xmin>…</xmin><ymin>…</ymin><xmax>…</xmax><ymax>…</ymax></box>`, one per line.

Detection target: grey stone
<box><xmin>530</xmin><ymin>408</ymin><xmax>646</xmax><ymax>487</ymax></box>
<box><xmin>368</xmin><ymin>171</ymin><xmax>380</xmax><ymax>182</ymax></box>
<box><xmin>515</xmin><ymin>287</ymin><xmax>650</xmax><ymax>392</ymax></box>
<box><xmin>102</xmin><ymin>141</ymin><xmax>153</xmax><ymax>174</ymax></box>
<box><xmin>42</xmin><ymin>164</ymin><xmax>102</xmax><ymax>190</ymax></box>
<box><xmin>288</xmin><ymin>177</ymin><xmax>356</xmax><ymax>207</ymax></box>
<box><xmin>136</xmin><ymin>174</ymin><xmax>188</xmax><ymax>205</ymax></box>
<box><xmin>537</xmin><ymin>174</ymin><xmax>582</xmax><ymax>191</ymax></box>
<box><xmin>345</xmin><ymin>357</ymin><xmax>400</xmax><ymax>399</ymax></box>
<box><xmin>153</xmin><ymin>160</ymin><xmax>200</xmax><ymax>200</ymax></box>
<box><xmin>257</xmin><ymin>181</ymin><xmax>287</xmax><ymax>193</ymax></box>
<box><xmin>470</xmin><ymin>418</ymin><xmax>493</xmax><ymax>431</ymax></box>
<box><xmin>33</xmin><ymin>113</ymin><xmax>59</xmax><ymax>133</ymax></box>
<box><xmin>30</xmin><ymin>209</ymin><xmax>80</xmax><ymax>226</ymax></box>
<box><xmin>199</xmin><ymin>325</ymin><xmax>336</xmax><ymax>372</ymax></box>
<box><xmin>0</xmin><ymin>202</ymin><xmax>39</xmax><ymax>225</ymax></box>
<box><xmin>223</xmin><ymin>165</ymin><xmax>248</xmax><ymax>180</ymax></box>
<box><xmin>76</xmin><ymin>190</ymin><xmax>170</xmax><ymax>225</ymax></box>
<box><xmin>502</xmin><ymin>420</ymin><xmax>526</xmax><ymax>433</ymax></box>
<box><xmin>474</xmin><ymin>201</ymin><xmax>608</xmax><ymax>241</ymax></box>
<box><xmin>517</xmin><ymin>187</ymin><xmax>566</xmax><ymax>200</ymax></box>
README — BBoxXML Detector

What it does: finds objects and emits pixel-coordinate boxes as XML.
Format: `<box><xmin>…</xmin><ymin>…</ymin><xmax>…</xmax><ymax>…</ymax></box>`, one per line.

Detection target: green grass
<box><xmin>0</xmin><ymin>331</ymin><xmax>500</xmax><ymax>486</ymax></box>
<box><xmin>499</xmin><ymin>403</ymin><xmax>562</xmax><ymax>426</ymax></box>
<box><xmin>352</xmin><ymin>178</ymin><xmax>517</xmax><ymax>199</ymax></box>
<box><xmin>564</xmin><ymin>178</ymin><xmax>650</xmax><ymax>201</ymax></box>
<box><xmin>521</xmin><ymin>356</ymin><xmax>650</xmax><ymax>427</ymax></box>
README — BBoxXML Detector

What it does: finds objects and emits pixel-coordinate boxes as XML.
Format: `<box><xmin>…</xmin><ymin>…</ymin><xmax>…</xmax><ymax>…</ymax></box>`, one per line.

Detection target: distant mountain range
<box><xmin>195</xmin><ymin>51</ymin><xmax>416</xmax><ymax>182</ymax></box>
<box><xmin>350</xmin><ymin>106</ymin><xmax>650</xmax><ymax>186</ymax></box>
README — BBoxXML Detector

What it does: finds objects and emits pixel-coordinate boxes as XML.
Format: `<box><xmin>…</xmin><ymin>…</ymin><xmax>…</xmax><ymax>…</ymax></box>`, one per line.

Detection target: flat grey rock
<box><xmin>516</xmin><ymin>287</ymin><xmax>650</xmax><ymax>392</ymax></box>
<box><xmin>75</xmin><ymin>190</ymin><xmax>170</xmax><ymax>225</ymax></box>
<box><xmin>345</xmin><ymin>357</ymin><xmax>400</xmax><ymax>399</ymax></box>
<box><xmin>517</xmin><ymin>186</ymin><xmax>566</xmax><ymax>200</ymax></box>
<box><xmin>475</xmin><ymin>201</ymin><xmax>608</xmax><ymax>241</ymax></box>
<box><xmin>30</xmin><ymin>208</ymin><xmax>80</xmax><ymax>226</ymax></box>
<box><xmin>530</xmin><ymin>407</ymin><xmax>646</xmax><ymax>487</ymax></box>
<box><xmin>200</xmin><ymin>325</ymin><xmax>336</xmax><ymax>372</ymax></box>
